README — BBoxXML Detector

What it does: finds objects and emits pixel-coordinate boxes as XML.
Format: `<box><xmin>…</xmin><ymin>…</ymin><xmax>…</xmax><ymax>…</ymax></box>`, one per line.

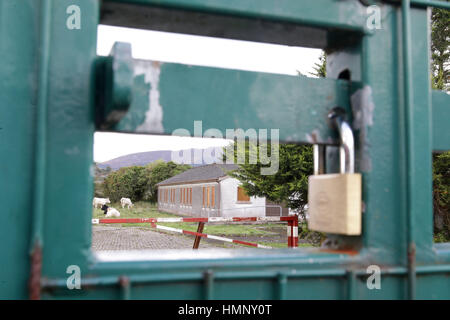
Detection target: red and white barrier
<box><xmin>152</xmin><ymin>224</ymin><xmax>272</xmax><ymax>249</ymax></box>
<box><xmin>92</xmin><ymin>215</ymin><xmax>299</xmax><ymax>248</ymax></box>
<box><xmin>92</xmin><ymin>216</ymin><xmax>296</xmax><ymax>224</ymax></box>
<box><xmin>287</xmin><ymin>218</ymin><xmax>299</xmax><ymax>247</ymax></box>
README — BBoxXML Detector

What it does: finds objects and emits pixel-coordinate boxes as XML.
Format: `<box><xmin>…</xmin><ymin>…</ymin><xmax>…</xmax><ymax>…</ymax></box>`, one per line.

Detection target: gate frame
<box><xmin>1</xmin><ymin>0</ymin><xmax>449</xmax><ymax>299</ymax></box>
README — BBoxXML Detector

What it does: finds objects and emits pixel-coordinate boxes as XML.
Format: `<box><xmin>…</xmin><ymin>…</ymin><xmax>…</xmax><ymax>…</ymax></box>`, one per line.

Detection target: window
<box><xmin>183</xmin><ymin>187</ymin><xmax>188</xmax><ymax>205</ymax></box>
<box><xmin>237</xmin><ymin>187</ymin><xmax>250</xmax><ymax>202</ymax></box>
<box><xmin>201</xmin><ymin>186</ymin><xmax>214</xmax><ymax>208</ymax></box>
<box><xmin>202</xmin><ymin>186</ymin><xmax>213</xmax><ymax>208</ymax></box>
<box><xmin>202</xmin><ymin>187</ymin><xmax>205</xmax><ymax>207</ymax></box>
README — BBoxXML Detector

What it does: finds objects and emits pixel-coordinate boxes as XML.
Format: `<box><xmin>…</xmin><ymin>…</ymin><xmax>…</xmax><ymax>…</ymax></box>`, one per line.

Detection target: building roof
<box><xmin>157</xmin><ymin>163</ymin><xmax>239</xmax><ymax>186</ymax></box>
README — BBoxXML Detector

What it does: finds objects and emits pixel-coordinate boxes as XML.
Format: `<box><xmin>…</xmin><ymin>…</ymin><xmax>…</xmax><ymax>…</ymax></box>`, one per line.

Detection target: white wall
<box><xmin>219</xmin><ymin>177</ymin><xmax>265</xmax><ymax>217</ymax></box>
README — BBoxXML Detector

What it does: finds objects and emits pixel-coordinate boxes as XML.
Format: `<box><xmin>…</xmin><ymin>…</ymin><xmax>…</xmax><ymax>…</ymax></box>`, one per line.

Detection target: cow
<box><xmin>101</xmin><ymin>204</ymin><xmax>120</xmax><ymax>217</ymax></box>
<box><xmin>120</xmin><ymin>197</ymin><xmax>133</xmax><ymax>209</ymax></box>
<box><xmin>93</xmin><ymin>197</ymin><xmax>110</xmax><ymax>209</ymax></box>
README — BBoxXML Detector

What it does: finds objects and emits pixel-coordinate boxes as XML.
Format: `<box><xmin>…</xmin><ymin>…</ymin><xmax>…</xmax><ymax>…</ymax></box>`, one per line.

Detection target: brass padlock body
<box><xmin>308</xmin><ymin>173</ymin><xmax>362</xmax><ymax>235</ymax></box>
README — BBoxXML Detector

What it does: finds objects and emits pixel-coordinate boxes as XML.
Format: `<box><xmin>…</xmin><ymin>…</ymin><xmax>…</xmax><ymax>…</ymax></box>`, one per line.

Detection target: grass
<box><xmin>93</xmin><ymin>201</ymin><xmax>315</xmax><ymax>248</ymax></box>
<box><xmin>258</xmin><ymin>242</ymin><xmax>313</xmax><ymax>249</ymax></box>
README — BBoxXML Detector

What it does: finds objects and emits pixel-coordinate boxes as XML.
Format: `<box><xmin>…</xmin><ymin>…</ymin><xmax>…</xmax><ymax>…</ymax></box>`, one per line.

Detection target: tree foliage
<box><xmin>310</xmin><ymin>52</ymin><xmax>327</xmax><ymax>78</ymax></box>
<box><xmin>430</xmin><ymin>8</ymin><xmax>449</xmax><ymax>241</ymax></box>
<box><xmin>143</xmin><ymin>160</ymin><xmax>191</xmax><ymax>203</ymax></box>
<box><xmin>226</xmin><ymin>142</ymin><xmax>313</xmax><ymax>218</ymax></box>
<box><xmin>102</xmin><ymin>161</ymin><xmax>191</xmax><ymax>203</ymax></box>
<box><xmin>93</xmin><ymin>163</ymin><xmax>112</xmax><ymax>197</ymax></box>
<box><xmin>103</xmin><ymin>166</ymin><xmax>148</xmax><ymax>202</ymax></box>
<box><xmin>431</xmin><ymin>7</ymin><xmax>450</xmax><ymax>91</ymax></box>
<box><xmin>433</xmin><ymin>151</ymin><xmax>450</xmax><ymax>242</ymax></box>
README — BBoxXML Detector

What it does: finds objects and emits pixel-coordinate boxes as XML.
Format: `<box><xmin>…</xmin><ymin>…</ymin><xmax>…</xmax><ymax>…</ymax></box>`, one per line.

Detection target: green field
<box><xmin>93</xmin><ymin>201</ymin><xmax>313</xmax><ymax>248</ymax></box>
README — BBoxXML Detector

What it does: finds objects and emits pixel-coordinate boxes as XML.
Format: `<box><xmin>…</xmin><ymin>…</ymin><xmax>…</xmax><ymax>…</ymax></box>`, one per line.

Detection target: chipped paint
<box><xmin>133</xmin><ymin>60</ymin><xmax>164</xmax><ymax>133</ymax></box>
<box><xmin>29</xmin><ymin>243</ymin><xmax>42</xmax><ymax>300</ymax></box>
<box><xmin>305</xmin><ymin>129</ymin><xmax>323</xmax><ymax>144</ymax></box>
<box><xmin>350</xmin><ymin>85</ymin><xmax>374</xmax><ymax>172</ymax></box>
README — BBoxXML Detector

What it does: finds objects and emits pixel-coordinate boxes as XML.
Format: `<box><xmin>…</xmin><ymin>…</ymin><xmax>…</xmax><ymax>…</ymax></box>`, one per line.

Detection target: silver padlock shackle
<box><xmin>329</xmin><ymin>107</ymin><xmax>355</xmax><ymax>174</ymax></box>
<box><xmin>337</xmin><ymin>121</ymin><xmax>355</xmax><ymax>174</ymax></box>
<box><xmin>313</xmin><ymin>108</ymin><xmax>355</xmax><ymax>175</ymax></box>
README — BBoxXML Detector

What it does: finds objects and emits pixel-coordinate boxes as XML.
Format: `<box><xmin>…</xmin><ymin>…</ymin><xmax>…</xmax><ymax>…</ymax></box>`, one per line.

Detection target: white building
<box><xmin>157</xmin><ymin>164</ymin><xmax>288</xmax><ymax>217</ymax></box>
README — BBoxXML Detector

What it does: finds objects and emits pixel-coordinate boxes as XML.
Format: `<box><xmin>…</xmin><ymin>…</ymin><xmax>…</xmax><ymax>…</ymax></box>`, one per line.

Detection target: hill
<box><xmin>97</xmin><ymin>148</ymin><xmax>224</xmax><ymax>171</ymax></box>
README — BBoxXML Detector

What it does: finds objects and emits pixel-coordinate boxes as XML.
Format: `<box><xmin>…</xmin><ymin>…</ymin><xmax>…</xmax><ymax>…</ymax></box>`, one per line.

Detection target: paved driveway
<box><xmin>92</xmin><ymin>225</ymin><xmax>227</xmax><ymax>250</ymax></box>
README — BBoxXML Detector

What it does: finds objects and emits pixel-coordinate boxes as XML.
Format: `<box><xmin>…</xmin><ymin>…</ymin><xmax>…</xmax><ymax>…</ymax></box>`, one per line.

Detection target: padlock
<box><xmin>307</xmin><ymin>108</ymin><xmax>362</xmax><ymax>235</ymax></box>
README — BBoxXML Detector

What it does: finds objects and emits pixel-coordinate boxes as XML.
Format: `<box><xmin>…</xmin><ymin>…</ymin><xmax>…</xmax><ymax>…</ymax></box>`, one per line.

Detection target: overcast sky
<box><xmin>94</xmin><ymin>25</ymin><xmax>322</xmax><ymax>163</ymax></box>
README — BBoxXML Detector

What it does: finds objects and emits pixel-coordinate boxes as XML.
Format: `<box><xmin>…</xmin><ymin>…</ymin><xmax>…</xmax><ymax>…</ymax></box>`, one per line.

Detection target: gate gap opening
<box><xmin>97</xmin><ymin>25</ymin><xmax>323</xmax><ymax>77</ymax></box>
<box><xmin>91</xmin><ymin>25</ymin><xmax>327</xmax><ymax>258</ymax></box>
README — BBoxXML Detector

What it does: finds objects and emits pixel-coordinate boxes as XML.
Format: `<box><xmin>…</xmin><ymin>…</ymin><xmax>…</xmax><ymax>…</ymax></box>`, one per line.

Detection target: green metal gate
<box><xmin>0</xmin><ymin>0</ymin><xmax>449</xmax><ymax>299</ymax></box>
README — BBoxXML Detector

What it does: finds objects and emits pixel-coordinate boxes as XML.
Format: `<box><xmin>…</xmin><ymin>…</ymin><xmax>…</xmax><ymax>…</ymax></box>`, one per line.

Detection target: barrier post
<box><xmin>293</xmin><ymin>217</ymin><xmax>298</xmax><ymax>247</ymax></box>
<box><xmin>193</xmin><ymin>222</ymin><xmax>205</xmax><ymax>249</ymax></box>
<box><xmin>287</xmin><ymin>220</ymin><xmax>292</xmax><ymax>247</ymax></box>
<box><xmin>287</xmin><ymin>216</ymin><xmax>299</xmax><ymax>248</ymax></box>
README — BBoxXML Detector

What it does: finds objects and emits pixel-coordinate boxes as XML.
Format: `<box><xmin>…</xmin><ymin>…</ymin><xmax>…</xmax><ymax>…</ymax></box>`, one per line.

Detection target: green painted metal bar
<box><xmin>103</xmin><ymin>0</ymin><xmax>369</xmax><ymax>35</ymax></box>
<box><xmin>40</xmin><ymin>269</ymin><xmax>346</xmax><ymax>289</ymax></box>
<box><xmin>346</xmin><ymin>270</ymin><xmax>357</xmax><ymax>300</ymax></box>
<box><xmin>431</xmin><ymin>90</ymin><xmax>450</xmax><ymax>151</ymax></box>
<box><xmin>401</xmin><ymin>0</ymin><xmax>417</xmax><ymax>300</ymax></box>
<box><xmin>30</xmin><ymin>0</ymin><xmax>52</xmax><ymax>253</ymax></box>
<box><xmin>28</xmin><ymin>0</ymin><xmax>52</xmax><ymax>300</ymax></box>
<box><xmin>35</xmin><ymin>0</ymin><xmax>99</xmax><ymax>284</ymax></box>
<box><xmin>89</xmin><ymin>250</ymin><xmax>362</xmax><ymax>275</ymax></box>
<box><xmin>41</xmin><ymin>265</ymin><xmax>352</xmax><ymax>289</ymax></box>
<box><xmin>204</xmin><ymin>270</ymin><xmax>214</xmax><ymax>300</ymax></box>
<box><xmin>109</xmin><ymin>61</ymin><xmax>357</xmax><ymax>145</ymax></box>
<box><xmin>215</xmin><ymin>269</ymin><xmax>349</xmax><ymax>279</ymax></box>
<box><xmin>95</xmin><ymin>42</ymin><xmax>134</xmax><ymax>129</ymax></box>
<box><xmin>277</xmin><ymin>273</ymin><xmax>287</xmax><ymax>300</ymax></box>
<box><xmin>0</xmin><ymin>0</ymin><xmax>44</xmax><ymax>298</ymax></box>
<box><xmin>410</xmin><ymin>0</ymin><xmax>450</xmax><ymax>9</ymax></box>
<box><xmin>385</xmin><ymin>0</ymin><xmax>450</xmax><ymax>9</ymax></box>
<box><xmin>357</xmin><ymin>5</ymin><xmax>405</xmax><ymax>264</ymax></box>
<box><xmin>40</xmin><ymin>264</ymin><xmax>450</xmax><ymax>291</ymax></box>
<box><xmin>416</xmin><ymin>264</ymin><xmax>450</xmax><ymax>273</ymax></box>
